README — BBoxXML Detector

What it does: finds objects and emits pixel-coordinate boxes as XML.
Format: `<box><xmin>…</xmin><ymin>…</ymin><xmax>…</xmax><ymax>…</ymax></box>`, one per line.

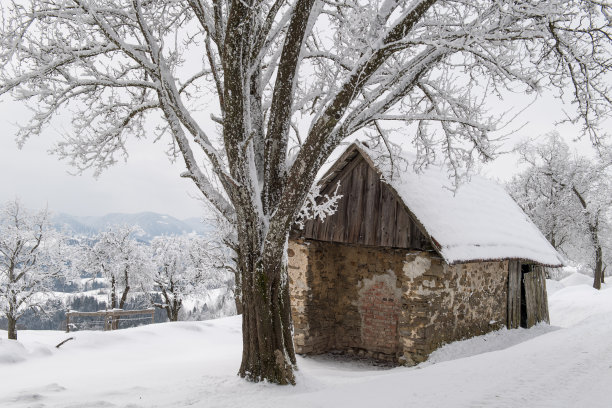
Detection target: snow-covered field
<box><xmin>1</xmin><ymin>273</ymin><xmax>610</xmax><ymax>408</ymax></box>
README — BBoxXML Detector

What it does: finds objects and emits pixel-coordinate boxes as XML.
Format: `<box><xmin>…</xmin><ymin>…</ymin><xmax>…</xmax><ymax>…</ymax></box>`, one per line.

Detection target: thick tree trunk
<box><xmin>588</xmin><ymin>220</ymin><xmax>603</xmax><ymax>290</ymax></box>
<box><xmin>235</xmin><ymin>295</ymin><xmax>243</xmax><ymax>315</ymax></box>
<box><xmin>119</xmin><ymin>265</ymin><xmax>130</xmax><ymax>309</ymax></box>
<box><xmin>115</xmin><ymin>279</ymin><xmax>129</xmax><ymax>329</ymax></box>
<box><xmin>170</xmin><ymin>298</ymin><xmax>181</xmax><ymax>322</ymax></box>
<box><xmin>238</xmin><ymin>256</ymin><xmax>296</xmax><ymax>384</ymax></box>
<box><xmin>7</xmin><ymin>315</ymin><xmax>17</xmax><ymax>340</ymax></box>
<box><xmin>235</xmin><ymin>216</ymin><xmax>296</xmax><ymax>384</ymax></box>
<box><xmin>8</xmin><ymin>291</ymin><xmax>18</xmax><ymax>340</ymax></box>
<box><xmin>119</xmin><ymin>285</ymin><xmax>130</xmax><ymax>309</ymax></box>
<box><xmin>593</xmin><ymin>245</ymin><xmax>603</xmax><ymax>290</ymax></box>
<box><xmin>572</xmin><ymin>187</ymin><xmax>605</xmax><ymax>291</ymax></box>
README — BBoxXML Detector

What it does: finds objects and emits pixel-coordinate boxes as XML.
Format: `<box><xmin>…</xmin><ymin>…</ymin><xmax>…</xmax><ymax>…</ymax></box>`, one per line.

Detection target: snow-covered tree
<box><xmin>148</xmin><ymin>235</ymin><xmax>229</xmax><ymax>321</ymax></box>
<box><xmin>81</xmin><ymin>225</ymin><xmax>150</xmax><ymax>311</ymax></box>
<box><xmin>1</xmin><ymin>1</ymin><xmax>612</xmax><ymax>383</ymax></box>
<box><xmin>508</xmin><ymin>133</ymin><xmax>612</xmax><ymax>289</ymax></box>
<box><xmin>0</xmin><ymin>199</ymin><xmax>70</xmax><ymax>340</ymax></box>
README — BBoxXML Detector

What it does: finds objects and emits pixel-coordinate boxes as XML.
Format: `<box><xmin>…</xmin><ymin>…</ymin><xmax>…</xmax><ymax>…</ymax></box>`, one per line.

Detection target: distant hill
<box><xmin>53</xmin><ymin>212</ymin><xmax>215</xmax><ymax>240</ymax></box>
<box><xmin>182</xmin><ymin>217</ymin><xmax>217</xmax><ymax>236</ymax></box>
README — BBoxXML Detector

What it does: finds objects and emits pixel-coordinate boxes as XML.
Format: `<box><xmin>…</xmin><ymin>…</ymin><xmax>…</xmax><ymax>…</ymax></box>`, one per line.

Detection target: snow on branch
<box><xmin>294</xmin><ymin>181</ymin><xmax>343</xmax><ymax>230</ymax></box>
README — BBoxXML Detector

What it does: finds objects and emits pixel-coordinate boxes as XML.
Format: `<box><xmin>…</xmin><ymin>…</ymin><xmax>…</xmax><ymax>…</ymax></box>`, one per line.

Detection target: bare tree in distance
<box><xmin>81</xmin><ymin>225</ymin><xmax>150</xmax><ymax>313</ymax></box>
<box><xmin>1</xmin><ymin>1</ymin><xmax>612</xmax><ymax>383</ymax></box>
<box><xmin>508</xmin><ymin>132</ymin><xmax>612</xmax><ymax>289</ymax></box>
<box><xmin>0</xmin><ymin>199</ymin><xmax>71</xmax><ymax>340</ymax></box>
<box><xmin>148</xmin><ymin>234</ymin><xmax>230</xmax><ymax>321</ymax></box>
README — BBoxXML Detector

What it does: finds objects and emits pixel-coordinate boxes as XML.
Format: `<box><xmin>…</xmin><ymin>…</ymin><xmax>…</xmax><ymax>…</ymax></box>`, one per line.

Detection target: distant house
<box><xmin>288</xmin><ymin>142</ymin><xmax>563</xmax><ymax>365</ymax></box>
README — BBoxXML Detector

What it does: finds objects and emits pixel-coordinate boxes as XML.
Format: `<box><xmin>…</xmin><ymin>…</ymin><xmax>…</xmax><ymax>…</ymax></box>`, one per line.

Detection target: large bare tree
<box><xmin>509</xmin><ymin>133</ymin><xmax>612</xmax><ymax>290</ymax></box>
<box><xmin>148</xmin><ymin>234</ymin><xmax>230</xmax><ymax>321</ymax></box>
<box><xmin>1</xmin><ymin>0</ymin><xmax>611</xmax><ymax>383</ymax></box>
<box><xmin>0</xmin><ymin>199</ymin><xmax>69</xmax><ymax>340</ymax></box>
<box><xmin>81</xmin><ymin>224</ymin><xmax>150</xmax><ymax>311</ymax></box>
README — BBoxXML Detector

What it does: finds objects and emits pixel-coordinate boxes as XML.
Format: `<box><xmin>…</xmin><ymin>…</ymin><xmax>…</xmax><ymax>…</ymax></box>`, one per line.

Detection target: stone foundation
<box><xmin>287</xmin><ymin>239</ymin><xmax>508</xmax><ymax>365</ymax></box>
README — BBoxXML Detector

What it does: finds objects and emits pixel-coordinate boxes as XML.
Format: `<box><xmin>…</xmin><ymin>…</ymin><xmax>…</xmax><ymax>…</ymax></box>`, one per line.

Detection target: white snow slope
<box><xmin>1</xmin><ymin>273</ymin><xmax>610</xmax><ymax>408</ymax></box>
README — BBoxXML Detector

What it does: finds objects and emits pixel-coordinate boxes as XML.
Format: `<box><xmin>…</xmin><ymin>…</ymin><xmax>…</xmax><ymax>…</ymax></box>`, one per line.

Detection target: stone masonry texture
<box><xmin>287</xmin><ymin>239</ymin><xmax>508</xmax><ymax>365</ymax></box>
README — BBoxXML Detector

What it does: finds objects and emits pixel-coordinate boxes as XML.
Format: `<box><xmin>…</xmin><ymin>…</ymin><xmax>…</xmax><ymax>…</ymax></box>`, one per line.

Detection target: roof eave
<box><xmin>446</xmin><ymin>257</ymin><xmax>564</xmax><ymax>268</ymax></box>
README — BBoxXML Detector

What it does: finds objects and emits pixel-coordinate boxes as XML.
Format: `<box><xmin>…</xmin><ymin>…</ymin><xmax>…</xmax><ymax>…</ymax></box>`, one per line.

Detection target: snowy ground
<box><xmin>1</xmin><ymin>273</ymin><xmax>610</xmax><ymax>408</ymax></box>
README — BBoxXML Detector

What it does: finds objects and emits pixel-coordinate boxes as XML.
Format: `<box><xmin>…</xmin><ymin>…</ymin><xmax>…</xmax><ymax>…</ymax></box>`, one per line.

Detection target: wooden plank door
<box><xmin>507</xmin><ymin>260</ymin><xmax>521</xmax><ymax>329</ymax></box>
<box><xmin>523</xmin><ymin>266</ymin><xmax>550</xmax><ymax>327</ymax></box>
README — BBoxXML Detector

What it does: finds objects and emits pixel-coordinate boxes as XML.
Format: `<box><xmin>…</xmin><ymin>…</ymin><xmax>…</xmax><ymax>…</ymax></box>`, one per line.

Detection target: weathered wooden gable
<box><xmin>299</xmin><ymin>153</ymin><xmax>432</xmax><ymax>250</ymax></box>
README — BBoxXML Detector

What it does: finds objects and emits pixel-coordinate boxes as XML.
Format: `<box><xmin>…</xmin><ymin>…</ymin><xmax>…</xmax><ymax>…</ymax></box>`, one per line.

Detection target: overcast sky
<box><xmin>0</xmin><ymin>86</ymin><xmax>596</xmax><ymax>220</ymax></box>
<box><xmin>0</xmin><ymin>100</ymin><xmax>206</xmax><ymax>219</ymax></box>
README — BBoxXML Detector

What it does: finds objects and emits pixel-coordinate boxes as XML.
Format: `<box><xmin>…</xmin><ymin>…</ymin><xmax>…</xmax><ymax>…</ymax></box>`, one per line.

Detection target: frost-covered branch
<box><xmin>294</xmin><ymin>181</ymin><xmax>343</xmax><ymax>230</ymax></box>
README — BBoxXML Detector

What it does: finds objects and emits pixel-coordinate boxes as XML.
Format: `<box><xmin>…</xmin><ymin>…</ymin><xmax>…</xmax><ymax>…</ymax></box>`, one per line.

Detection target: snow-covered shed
<box><xmin>287</xmin><ymin>142</ymin><xmax>563</xmax><ymax>365</ymax></box>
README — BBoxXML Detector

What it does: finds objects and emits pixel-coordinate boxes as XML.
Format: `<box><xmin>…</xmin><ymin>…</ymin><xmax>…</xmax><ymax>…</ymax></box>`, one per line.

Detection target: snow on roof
<box><xmin>324</xmin><ymin>142</ymin><xmax>563</xmax><ymax>267</ymax></box>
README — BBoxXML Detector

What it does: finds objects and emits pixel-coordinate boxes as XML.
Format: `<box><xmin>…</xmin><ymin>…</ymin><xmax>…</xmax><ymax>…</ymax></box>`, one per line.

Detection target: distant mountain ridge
<box><xmin>53</xmin><ymin>212</ymin><xmax>215</xmax><ymax>240</ymax></box>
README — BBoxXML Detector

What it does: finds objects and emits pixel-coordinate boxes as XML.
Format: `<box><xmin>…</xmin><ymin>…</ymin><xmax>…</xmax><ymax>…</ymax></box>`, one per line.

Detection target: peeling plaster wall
<box><xmin>288</xmin><ymin>239</ymin><xmax>508</xmax><ymax>365</ymax></box>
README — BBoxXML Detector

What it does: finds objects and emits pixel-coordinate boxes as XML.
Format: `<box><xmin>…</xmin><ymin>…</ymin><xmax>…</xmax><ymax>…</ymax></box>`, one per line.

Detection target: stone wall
<box><xmin>287</xmin><ymin>240</ymin><xmax>336</xmax><ymax>354</ymax></box>
<box><xmin>288</xmin><ymin>239</ymin><xmax>407</xmax><ymax>361</ymax></box>
<box><xmin>399</xmin><ymin>254</ymin><xmax>508</xmax><ymax>364</ymax></box>
<box><xmin>287</xmin><ymin>239</ymin><xmax>508</xmax><ymax>365</ymax></box>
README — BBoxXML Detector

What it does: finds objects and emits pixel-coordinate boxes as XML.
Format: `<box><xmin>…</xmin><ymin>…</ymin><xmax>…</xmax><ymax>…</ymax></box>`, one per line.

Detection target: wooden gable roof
<box><xmin>298</xmin><ymin>151</ymin><xmax>433</xmax><ymax>251</ymax></box>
